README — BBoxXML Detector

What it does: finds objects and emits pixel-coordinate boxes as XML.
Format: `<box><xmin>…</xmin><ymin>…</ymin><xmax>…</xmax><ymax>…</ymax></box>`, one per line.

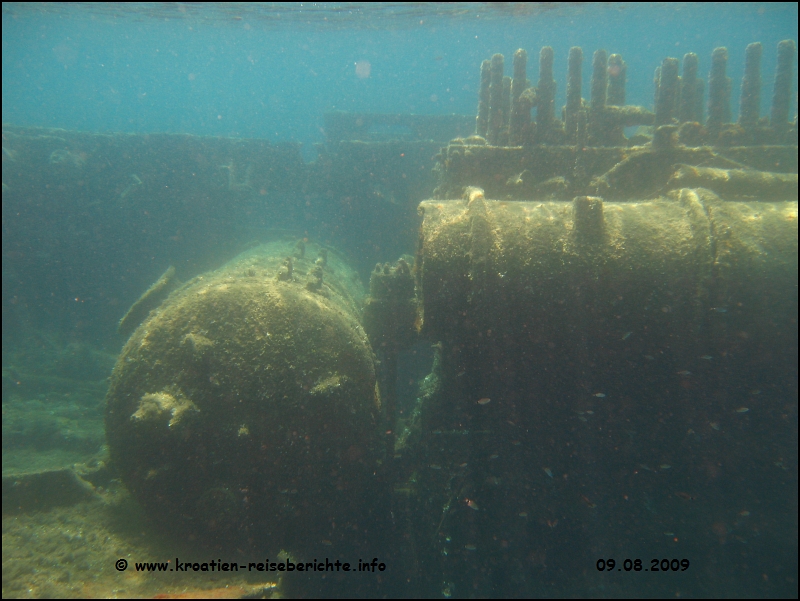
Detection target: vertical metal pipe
<box><xmin>501</xmin><ymin>76</ymin><xmax>512</xmax><ymax>145</ymax></box>
<box><xmin>607</xmin><ymin>54</ymin><xmax>626</xmax><ymax>106</ymax></box>
<box><xmin>739</xmin><ymin>42</ymin><xmax>762</xmax><ymax>126</ymax></box>
<box><xmin>589</xmin><ymin>49</ymin><xmax>609</xmax><ymax>145</ymax></box>
<box><xmin>537</xmin><ymin>46</ymin><xmax>556</xmax><ymax>138</ymax></box>
<box><xmin>708</xmin><ymin>47</ymin><xmax>731</xmax><ymax>131</ymax></box>
<box><xmin>488</xmin><ymin>53</ymin><xmax>505</xmax><ymax>145</ymax></box>
<box><xmin>590</xmin><ymin>49</ymin><xmax>608</xmax><ymax>112</ymax></box>
<box><xmin>510</xmin><ymin>49</ymin><xmax>529</xmax><ymax>146</ymax></box>
<box><xmin>655</xmin><ymin>57</ymin><xmax>679</xmax><ymax>126</ymax></box>
<box><xmin>565</xmin><ymin>46</ymin><xmax>583</xmax><ymax>142</ymax></box>
<box><xmin>653</xmin><ymin>66</ymin><xmax>661</xmax><ymax>112</ymax></box>
<box><xmin>679</xmin><ymin>52</ymin><xmax>699</xmax><ymax>122</ymax></box>
<box><xmin>476</xmin><ymin>60</ymin><xmax>491</xmax><ymax>136</ymax></box>
<box><xmin>770</xmin><ymin>39</ymin><xmax>796</xmax><ymax>128</ymax></box>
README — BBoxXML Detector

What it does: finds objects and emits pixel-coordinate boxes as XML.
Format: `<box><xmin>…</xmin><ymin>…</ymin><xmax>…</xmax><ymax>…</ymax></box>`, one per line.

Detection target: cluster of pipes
<box><xmin>475</xmin><ymin>40</ymin><xmax>797</xmax><ymax>147</ymax></box>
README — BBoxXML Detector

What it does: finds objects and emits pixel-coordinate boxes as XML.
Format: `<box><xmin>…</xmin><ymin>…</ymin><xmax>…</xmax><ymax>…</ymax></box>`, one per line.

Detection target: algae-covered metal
<box><xmin>105</xmin><ymin>239</ymin><xmax>385</xmax><ymax>556</ymax></box>
<box><xmin>418</xmin><ymin>190</ymin><xmax>797</xmax><ymax>360</ymax></box>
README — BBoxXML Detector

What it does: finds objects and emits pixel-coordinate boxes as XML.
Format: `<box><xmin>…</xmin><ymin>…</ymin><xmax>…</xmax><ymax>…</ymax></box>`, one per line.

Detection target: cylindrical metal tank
<box><xmin>418</xmin><ymin>188</ymin><xmax>797</xmax><ymax>370</ymax></box>
<box><xmin>404</xmin><ymin>189</ymin><xmax>796</xmax><ymax>598</ymax></box>
<box><xmin>105</xmin><ymin>239</ymin><xmax>385</xmax><ymax>556</ymax></box>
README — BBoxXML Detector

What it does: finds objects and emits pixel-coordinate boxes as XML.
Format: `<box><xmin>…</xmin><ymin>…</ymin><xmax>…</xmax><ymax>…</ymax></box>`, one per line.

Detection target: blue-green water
<box><xmin>2</xmin><ymin>3</ymin><xmax>797</xmax><ymax>599</ymax></box>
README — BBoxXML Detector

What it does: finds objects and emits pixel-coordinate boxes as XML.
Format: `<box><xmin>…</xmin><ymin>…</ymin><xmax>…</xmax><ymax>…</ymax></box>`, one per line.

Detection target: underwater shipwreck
<box><xmin>2</xmin><ymin>40</ymin><xmax>798</xmax><ymax>598</ymax></box>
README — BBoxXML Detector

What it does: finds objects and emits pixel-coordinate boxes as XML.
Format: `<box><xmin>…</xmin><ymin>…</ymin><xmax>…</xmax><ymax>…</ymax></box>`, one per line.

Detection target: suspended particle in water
<box><xmin>355</xmin><ymin>60</ymin><xmax>371</xmax><ymax>79</ymax></box>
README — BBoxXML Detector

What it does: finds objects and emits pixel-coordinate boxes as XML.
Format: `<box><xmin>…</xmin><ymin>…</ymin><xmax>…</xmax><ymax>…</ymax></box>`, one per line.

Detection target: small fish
<box><xmin>644</xmin><ymin>354</ymin><xmax>655</xmax><ymax>360</ymax></box>
<box><xmin>489</xmin><ymin>453</ymin><xmax>499</xmax><ymax>460</ymax></box>
<box><xmin>750</xmin><ymin>389</ymin><xmax>761</xmax><ymax>395</ymax></box>
<box><xmin>464</xmin><ymin>544</ymin><xmax>477</xmax><ymax>551</ymax></box>
<box><xmin>660</xmin><ymin>464</ymin><xmax>672</xmax><ymax>470</ymax></box>
<box><xmin>738</xmin><ymin>510</ymin><xmax>750</xmax><ymax>517</ymax></box>
<box><xmin>578</xmin><ymin>416</ymin><xmax>588</xmax><ymax>422</ymax></box>
<box><xmin>429</xmin><ymin>464</ymin><xmax>442</xmax><ymax>470</ymax></box>
<box><xmin>593</xmin><ymin>392</ymin><xmax>606</xmax><ymax>398</ymax></box>
<box><xmin>543</xmin><ymin>467</ymin><xmax>553</xmax><ymax>478</ymax></box>
<box><xmin>664</xmin><ymin>532</ymin><xmax>675</xmax><ymax>537</ymax></box>
<box><xmin>546</xmin><ymin>518</ymin><xmax>559</xmax><ymax>528</ymax></box>
<box><xmin>506</xmin><ymin>171</ymin><xmax>527</xmax><ymax>186</ymax></box>
<box><xmin>477</xmin><ymin>397</ymin><xmax>491</xmax><ymax>405</ymax></box>
<box><xmin>675</xmin><ymin>492</ymin><xmax>696</xmax><ymax>501</ymax></box>
<box><xmin>711</xmin><ymin>306</ymin><xmax>727</xmax><ymax>313</ymax></box>
<box><xmin>709</xmin><ymin>421</ymin><xmax>721</xmax><ymax>430</ymax></box>
<box><xmin>621</xmin><ymin>331</ymin><xmax>632</xmax><ymax>340</ymax></box>
<box><xmin>580</xmin><ymin>495</ymin><xmax>597</xmax><ymax>508</ymax></box>
<box><xmin>466</xmin><ymin>498</ymin><xmax>479</xmax><ymax>511</ymax></box>
<box><xmin>700</xmin><ymin>355</ymin><xmax>713</xmax><ymax>360</ymax></box>
<box><xmin>735</xmin><ymin>407</ymin><xmax>749</xmax><ymax>413</ymax></box>
<box><xmin>676</xmin><ymin>370</ymin><xmax>692</xmax><ymax>376</ymax></box>
<box><xmin>511</xmin><ymin>440</ymin><xmax>521</xmax><ymax>446</ymax></box>
<box><xmin>586</xmin><ymin>410</ymin><xmax>594</xmax><ymax>415</ymax></box>
<box><xmin>518</xmin><ymin>512</ymin><xmax>528</xmax><ymax>517</ymax></box>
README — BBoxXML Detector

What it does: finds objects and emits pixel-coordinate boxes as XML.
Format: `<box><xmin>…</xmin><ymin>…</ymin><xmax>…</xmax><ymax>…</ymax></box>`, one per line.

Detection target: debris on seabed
<box><xmin>149</xmin><ymin>582</ymin><xmax>278</xmax><ymax>599</ymax></box>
